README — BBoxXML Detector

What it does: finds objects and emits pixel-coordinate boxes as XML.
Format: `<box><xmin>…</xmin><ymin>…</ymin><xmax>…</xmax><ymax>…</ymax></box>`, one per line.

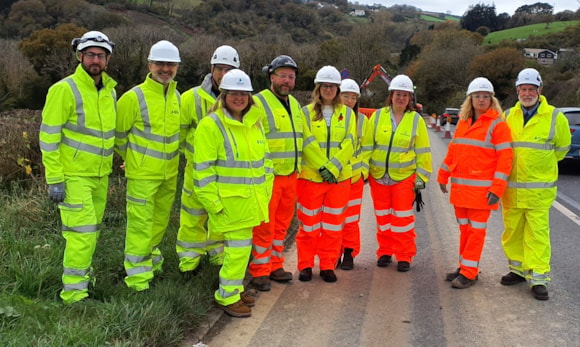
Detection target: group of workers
<box><xmin>39</xmin><ymin>30</ymin><xmax>570</xmax><ymax>319</ymax></box>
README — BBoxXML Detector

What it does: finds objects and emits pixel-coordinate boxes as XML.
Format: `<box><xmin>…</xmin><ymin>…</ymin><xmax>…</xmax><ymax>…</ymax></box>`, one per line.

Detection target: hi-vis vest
<box><xmin>369</xmin><ymin>107</ymin><xmax>432</xmax><ymax>183</ymax></box>
<box><xmin>253</xmin><ymin>90</ymin><xmax>327</xmax><ymax>176</ymax></box>
<box><xmin>301</xmin><ymin>104</ymin><xmax>356</xmax><ymax>182</ymax></box>
<box><xmin>40</xmin><ymin>64</ymin><xmax>117</xmax><ymax>184</ymax></box>
<box><xmin>193</xmin><ymin>104</ymin><xmax>274</xmax><ymax>232</ymax></box>
<box><xmin>350</xmin><ymin>112</ymin><xmax>373</xmax><ymax>183</ymax></box>
<box><xmin>181</xmin><ymin>73</ymin><xmax>216</xmax><ymax>163</ymax></box>
<box><xmin>115</xmin><ymin>74</ymin><xmax>181</xmax><ymax>180</ymax></box>
<box><xmin>502</xmin><ymin>96</ymin><xmax>571</xmax><ymax>208</ymax></box>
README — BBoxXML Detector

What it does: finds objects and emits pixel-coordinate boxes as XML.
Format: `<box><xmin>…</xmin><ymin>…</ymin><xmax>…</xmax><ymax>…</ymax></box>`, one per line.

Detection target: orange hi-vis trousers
<box><xmin>250</xmin><ymin>173</ymin><xmax>298</xmax><ymax>278</ymax></box>
<box><xmin>454</xmin><ymin>206</ymin><xmax>491</xmax><ymax>280</ymax></box>
<box><xmin>296</xmin><ymin>179</ymin><xmax>350</xmax><ymax>271</ymax></box>
<box><xmin>369</xmin><ymin>175</ymin><xmax>416</xmax><ymax>263</ymax></box>
<box><xmin>341</xmin><ymin>178</ymin><xmax>364</xmax><ymax>257</ymax></box>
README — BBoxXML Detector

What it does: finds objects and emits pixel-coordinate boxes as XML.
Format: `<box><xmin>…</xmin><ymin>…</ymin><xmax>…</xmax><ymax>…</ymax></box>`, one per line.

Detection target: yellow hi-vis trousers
<box><xmin>59</xmin><ymin>176</ymin><xmax>108</xmax><ymax>304</ymax></box>
<box><xmin>176</xmin><ymin>165</ymin><xmax>224</xmax><ymax>272</ymax></box>
<box><xmin>124</xmin><ymin>176</ymin><xmax>177</xmax><ymax>291</ymax></box>
<box><xmin>215</xmin><ymin>227</ymin><xmax>253</xmax><ymax>306</ymax></box>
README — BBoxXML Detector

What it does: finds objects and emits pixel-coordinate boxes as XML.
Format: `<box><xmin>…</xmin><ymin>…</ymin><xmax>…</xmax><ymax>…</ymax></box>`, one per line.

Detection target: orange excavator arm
<box><xmin>360</xmin><ymin>64</ymin><xmax>392</xmax><ymax>90</ymax></box>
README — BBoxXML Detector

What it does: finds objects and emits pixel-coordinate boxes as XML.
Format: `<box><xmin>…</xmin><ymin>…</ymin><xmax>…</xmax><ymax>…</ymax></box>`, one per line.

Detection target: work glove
<box><xmin>414</xmin><ymin>189</ymin><xmax>425</xmax><ymax>212</ymax></box>
<box><xmin>486</xmin><ymin>191</ymin><xmax>500</xmax><ymax>205</ymax></box>
<box><xmin>319</xmin><ymin>167</ymin><xmax>338</xmax><ymax>184</ymax></box>
<box><xmin>415</xmin><ymin>177</ymin><xmax>425</xmax><ymax>190</ymax></box>
<box><xmin>48</xmin><ymin>182</ymin><xmax>65</xmax><ymax>203</ymax></box>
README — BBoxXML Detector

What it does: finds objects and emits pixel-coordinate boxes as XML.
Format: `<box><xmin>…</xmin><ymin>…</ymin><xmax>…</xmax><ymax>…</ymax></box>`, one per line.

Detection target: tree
<box><xmin>515</xmin><ymin>2</ymin><xmax>553</xmax><ymax>15</ymax></box>
<box><xmin>461</xmin><ymin>3</ymin><xmax>498</xmax><ymax>32</ymax></box>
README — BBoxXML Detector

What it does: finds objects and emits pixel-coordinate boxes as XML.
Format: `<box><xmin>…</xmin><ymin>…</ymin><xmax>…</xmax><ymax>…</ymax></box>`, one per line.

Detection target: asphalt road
<box><xmin>190</xmin><ymin>125</ymin><xmax>580</xmax><ymax>347</ymax></box>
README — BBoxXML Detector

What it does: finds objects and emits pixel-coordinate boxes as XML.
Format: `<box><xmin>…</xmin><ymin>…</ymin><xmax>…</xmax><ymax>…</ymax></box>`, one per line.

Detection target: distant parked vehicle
<box><xmin>560</xmin><ymin>107</ymin><xmax>580</xmax><ymax>159</ymax></box>
<box><xmin>440</xmin><ymin>107</ymin><xmax>459</xmax><ymax>126</ymax></box>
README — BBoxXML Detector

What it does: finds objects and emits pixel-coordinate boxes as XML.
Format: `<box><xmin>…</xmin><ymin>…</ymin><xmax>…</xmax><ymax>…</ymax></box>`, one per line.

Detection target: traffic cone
<box><xmin>435</xmin><ymin>117</ymin><xmax>441</xmax><ymax>132</ymax></box>
<box><xmin>443</xmin><ymin>121</ymin><xmax>452</xmax><ymax>139</ymax></box>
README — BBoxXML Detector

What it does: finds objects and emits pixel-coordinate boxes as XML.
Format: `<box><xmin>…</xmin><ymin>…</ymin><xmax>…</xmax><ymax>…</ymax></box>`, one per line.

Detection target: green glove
<box><xmin>415</xmin><ymin>177</ymin><xmax>425</xmax><ymax>190</ymax></box>
<box><xmin>319</xmin><ymin>167</ymin><xmax>337</xmax><ymax>184</ymax></box>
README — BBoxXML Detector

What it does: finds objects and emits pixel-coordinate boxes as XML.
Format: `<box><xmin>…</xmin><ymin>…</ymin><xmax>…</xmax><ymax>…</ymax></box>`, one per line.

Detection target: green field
<box><xmin>420</xmin><ymin>14</ymin><xmax>460</xmax><ymax>22</ymax></box>
<box><xmin>484</xmin><ymin>20</ymin><xmax>580</xmax><ymax>45</ymax></box>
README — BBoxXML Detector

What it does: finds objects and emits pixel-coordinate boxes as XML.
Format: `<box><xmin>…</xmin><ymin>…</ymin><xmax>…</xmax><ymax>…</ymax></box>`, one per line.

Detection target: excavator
<box><xmin>358</xmin><ymin>64</ymin><xmax>423</xmax><ymax>118</ymax></box>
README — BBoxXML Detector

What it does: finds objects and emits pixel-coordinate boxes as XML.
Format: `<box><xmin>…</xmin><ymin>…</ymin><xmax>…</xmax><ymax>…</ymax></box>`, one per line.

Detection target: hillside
<box><xmin>484</xmin><ymin>20</ymin><xmax>580</xmax><ymax>45</ymax></box>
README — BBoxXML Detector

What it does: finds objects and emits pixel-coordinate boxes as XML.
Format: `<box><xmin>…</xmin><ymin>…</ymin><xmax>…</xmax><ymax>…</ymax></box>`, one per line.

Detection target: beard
<box><xmin>519</xmin><ymin>95</ymin><xmax>539</xmax><ymax>108</ymax></box>
<box><xmin>273</xmin><ymin>82</ymin><xmax>293</xmax><ymax>97</ymax></box>
<box><xmin>84</xmin><ymin>63</ymin><xmax>104</xmax><ymax>77</ymax></box>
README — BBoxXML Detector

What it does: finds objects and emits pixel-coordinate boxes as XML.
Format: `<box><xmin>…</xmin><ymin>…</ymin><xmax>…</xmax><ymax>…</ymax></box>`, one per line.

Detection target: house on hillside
<box><xmin>350</xmin><ymin>10</ymin><xmax>365</xmax><ymax>16</ymax></box>
<box><xmin>523</xmin><ymin>48</ymin><xmax>558</xmax><ymax>65</ymax></box>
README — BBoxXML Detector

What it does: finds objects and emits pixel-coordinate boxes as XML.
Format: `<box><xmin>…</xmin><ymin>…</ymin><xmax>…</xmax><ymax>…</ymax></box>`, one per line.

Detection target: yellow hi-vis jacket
<box><xmin>40</xmin><ymin>64</ymin><xmax>117</xmax><ymax>184</ymax></box>
<box><xmin>369</xmin><ymin>107</ymin><xmax>432</xmax><ymax>183</ymax></box>
<box><xmin>300</xmin><ymin>104</ymin><xmax>356</xmax><ymax>182</ymax></box>
<box><xmin>115</xmin><ymin>74</ymin><xmax>181</xmax><ymax>179</ymax></box>
<box><xmin>180</xmin><ymin>73</ymin><xmax>217</xmax><ymax>162</ymax></box>
<box><xmin>350</xmin><ymin>112</ymin><xmax>373</xmax><ymax>183</ymax></box>
<box><xmin>193</xmin><ymin>103</ymin><xmax>274</xmax><ymax>233</ymax></box>
<box><xmin>253</xmin><ymin>89</ymin><xmax>327</xmax><ymax>175</ymax></box>
<box><xmin>502</xmin><ymin>96</ymin><xmax>571</xmax><ymax>209</ymax></box>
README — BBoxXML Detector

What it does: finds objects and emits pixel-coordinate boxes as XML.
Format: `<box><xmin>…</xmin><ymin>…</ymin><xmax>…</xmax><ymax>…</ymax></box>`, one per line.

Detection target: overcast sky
<box><xmin>353</xmin><ymin>1</ymin><xmax>580</xmax><ymax>17</ymax></box>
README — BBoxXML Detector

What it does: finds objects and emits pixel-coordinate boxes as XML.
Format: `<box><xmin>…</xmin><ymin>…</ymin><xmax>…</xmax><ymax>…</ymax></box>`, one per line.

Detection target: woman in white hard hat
<box><xmin>438</xmin><ymin>77</ymin><xmax>513</xmax><ymax>289</ymax></box>
<box><xmin>296</xmin><ymin>66</ymin><xmax>357</xmax><ymax>283</ymax></box>
<box><xmin>192</xmin><ymin>69</ymin><xmax>273</xmax><ymax>318</ymax></box>
<box><xmin>368</xmin><ymin>74</ymin><xmax>432</xmax><ymax>272</ymax></box>
<box><xmin>337</xmin><ymin>79</ymin><xmax>372</xmax><ymax>270</ymax></box>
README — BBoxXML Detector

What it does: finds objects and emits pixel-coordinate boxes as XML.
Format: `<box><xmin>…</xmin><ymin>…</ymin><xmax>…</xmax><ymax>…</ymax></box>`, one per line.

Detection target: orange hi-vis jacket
<box><xmin>438</xmin><ymin>108</ymin><xmax>513</xmax><ymax>210</ymax></box>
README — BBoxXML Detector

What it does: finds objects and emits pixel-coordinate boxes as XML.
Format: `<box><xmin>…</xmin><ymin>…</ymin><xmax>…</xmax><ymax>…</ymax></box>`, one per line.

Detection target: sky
<box><xmin>352</xmin><ymin>1</ymin><xmax>580</xmax><ymax>17</ymax></box>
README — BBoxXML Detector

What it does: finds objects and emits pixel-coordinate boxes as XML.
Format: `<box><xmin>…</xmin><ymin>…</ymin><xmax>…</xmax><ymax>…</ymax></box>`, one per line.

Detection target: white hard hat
<box><xmin>340</xmin><ymin>79</ymin><xmax>360</xmax><ymax>96</ymax></box>
<box><xmin>314</xmin><ymin>65</ymin><xmax>341</xmax><ymax>84</ymax></box>
<box><xmin>211</xmin><ymin>45</ymin><xmax>240</xmax><ymax>68</ymax></box>
<box><xmin>467</xmin><ymin>77</ymin><xmax>494</xmax><ymax>95</ymax></box>
<box><xmin>389</xmin><ymin>74</ymin><xmax>414</xmax><ymax>93</ymax></box>
<box><xmin>148</xmin><ymin>40</ymin><xmax>181</xmax><ymax>63</ymax></box>
<box><xmin>515</xmin><ymin>68</ymin><xmax>542</xmax><ymax>87</ymax></box>
<box><xmin>219</xmin><ymin>69</ymin><xmax>253</xmax><ymax>92</ymax></box>
<box><xmin>72</xmin><ymin>31</ymin><xmax>114</xmax><ymax>53</ymax></box>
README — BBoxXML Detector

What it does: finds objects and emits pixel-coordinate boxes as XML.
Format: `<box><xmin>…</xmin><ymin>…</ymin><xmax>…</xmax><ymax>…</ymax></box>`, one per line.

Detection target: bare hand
<box><xmin>439</xmin><ymin>183</ymin><xmax>448</xmax><ymax>194</ymax></box>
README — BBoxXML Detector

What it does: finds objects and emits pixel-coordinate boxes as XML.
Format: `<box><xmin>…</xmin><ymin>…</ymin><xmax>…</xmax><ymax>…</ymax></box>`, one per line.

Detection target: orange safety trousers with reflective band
<box><xmin>369</xmin><ymin>175</ymin><xmax>416</xmax><ymax>263</ymax></box>
<box><xmin>250</xmin><ymin>173</ymin><xmax>298</xmax><ymax>277</ymax></box>
<box><xmin>341</xmin><ymin>177</ymin><xmax>364</xmax><ymax>257</ymax></box>
<box><xmin>454</xmin><ymin>207</ymin><xmax>491</xmax><ymax>280</ymax></box>
<box><xmin>296</xmin><ymin>179</ymin><xmax>350</xmax><ymax>271</ymax></box>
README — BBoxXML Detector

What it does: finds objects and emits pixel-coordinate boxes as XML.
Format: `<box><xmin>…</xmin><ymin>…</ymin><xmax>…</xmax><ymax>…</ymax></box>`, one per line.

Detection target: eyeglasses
<box><xmin>227</xmin><ymin>91</ymin><xmax>250</xmax><ymax>97</ymax></box>
<box><xmin>83</xmin><ymin>52</ymin><xmax>107</xmax><ymax>61</ymax></box>
<box><xmin>214</xmin><ymin>65</ymin><xmax>234</xmax><ymax>73</ymax></box>
<box><xmin>341</xmin><ymin>94</ymin><xmax>358</xmax><ymax>101</ymax></box>
<box><xmin>152</xmin><ymin>61</ymin><xmax>179</xmax><ymax>67</ymax></box>
<box><xmin>471</xmin><ymin>94</ymin><xmax>491</xmax><ymax>99</ymax></box>
<box><xmin>320</xmin><ymin>83</ymin><xmax>338</xmax><ymax>89</ymax></box>
<box><xmin>273</xmin><ymin>73</ymin><xmax>296</xmax><ymax>80</ymax></box>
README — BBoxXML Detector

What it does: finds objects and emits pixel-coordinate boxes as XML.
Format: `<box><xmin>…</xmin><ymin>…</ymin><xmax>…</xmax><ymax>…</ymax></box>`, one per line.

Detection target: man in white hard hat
<box><xmin>500</xmin><ymin>68</ymin><xmax>570</xmax><ymax>300</ymax></box>
<box><xmin>40</xmin><ymin>30</ymin><xmax>117</xmax><ymax>304</ymax></box>
<box><xmin>115</xmin><ymin>40</ymin><xmax>183</xmax><ymax>291</ymax></box>
<box><xmin>176</xmin><ymin>45</ymin><xmax>240</xmax><ymax>276</ymax></box>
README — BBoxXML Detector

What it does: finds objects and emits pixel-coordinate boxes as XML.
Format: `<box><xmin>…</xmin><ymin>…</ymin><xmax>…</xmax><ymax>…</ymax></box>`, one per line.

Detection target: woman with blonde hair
<box><xmin>438</xmin><ymin>77</ymin><xmax>513</xmax><ymax>289</ymax></box>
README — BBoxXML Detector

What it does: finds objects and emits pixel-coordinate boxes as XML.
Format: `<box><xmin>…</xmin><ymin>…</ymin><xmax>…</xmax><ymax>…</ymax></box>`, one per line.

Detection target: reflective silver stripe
<box><xmin>220</xmin><ymin>276</ymin><xmax>244</xmax><ymax>286</ymax></box>
<box><xmin>302</xmin><ymin>222</ymin><xmax>322</xmax><ymax>232</ymax></box>
<box><xmin>64</xmin><ymin>123</ymin><xmax>115</xmax><ymax>139</ymax></box>
<box><xmin>39</xmin><ymin>141</ymin><xmax>59</xmax><ymax>151</ymax></box>
<box><xmin>255</xmin><ymin>93</ymin><xmax>277</xmax><ymax>135</ymax></box>
<box><xmin>393</xmin><ymin>208</ymin><xmax>414</xmax><ymax>217</ymax></box>
<box><xmin>304</xmin><ymin>135</ymin><xmax>316</xmax><ymax>147</ymax></box>
<box><xmin>131</xmin><ymin>126</ymin><xmax>180</xmax><ymax>145</ymax></box>
<box><xmin>392</xmin><ymin>223</ymin><xmax>414</xmax><ymax>233</ymax></box>
<box><xmin>416</xmin><ymin>167</ymin><xmax>431</xmax><ymax>178</ymax></box>
<box><xmin>453</xmin><ymin>138</ymin><xmax>492</xmax><ymax>148</ymax></box>
<box><xmin>460</xmin><ymin>257</ymin><xmax>479</xmax><ymax>268</ymax></box>
<box><xmin>252</xmin><ymin>257</ymin><xmax>270</xmax><ymax>265</ymax></box>
<box><xmin>219</xmin><ymin>287</ymin><xmax>240</xmax><ymax>299</ymax></box>
<box><xmin>181</xmin><ymin>203</ymin><xmax>207</xmax><ymax>216</ymax></box>
<box><xmin>451</xmin><ymin>177</ymin><xmax>492</xmax><ymax>187</ymax></box>
<box><xmin>508</xmin><ymin>259</ymin><xmax>523</xmax><ymax>268</ymax></box>
<box><xmin>125</xmin><ymin>254</ymin><xmax>151</xmax><ymax>263</ymax></box>
<box><xmin>507</xmin><ymin>181</ymin><xmax>556</xmax><ymax>188</ymax></box>
<box><xmin>273</xmin><ymin>239</ymin><xmax>284</xmax><ymax>247</ymax></box>
<box><xmin>63</xmin><ymin>268</ymin><xmax>89</xmax><ymax>276</ymax></box>
<box><xmin>441</xmin><ymin>163</ymin><xmax>449</xmax><ymax>172</ymax></box>
<box><xmin>375</xmin><ymin>208</ymin><xmax>392</xmax><ymax>217</ymax></box>
<box><xmin>270</xmin><ymin>150</ymin><xmax>302</xmax><ymax>159</ymax></box>
<box><xmin>127</xmin><ymin>141</ymin><xmax>178</xmax><ymax>160</ymax></box>
<box><xmin>320</xmin><ymin>141</ymin><xmax>344</xmax><ymax>148</ymax></box>
<box><xmin>195</xmin><ymin>175</ymin><xmax>216</xmax><ymax>188</ymax></box>
<box><xmin>457</xmin><ymin>217</ymin><xmax>468</xmax><ymax>225</ymax></box>
<box><xmin>302</xmin><ymin>107</ymin><xmax>311</xmax><ymax>127</ymax></box>
<box><xmin>253</xmin><ymin>244</ymin><xmax>269</xmax><ymax>254</ymax></box>
<box><xmin>556</xmin><ymin>145</ymin><xmax>570</xmax><ymax>151</ymax></box>
<box><xmin>378</xmin><ymin>223</ymin><xmax>391</xmax><ymax>232</ymax></box>
<box><xmin>271</xmin><ymin>250</ymin><xmax>282</xmax><ymax>258</ymax></box>
<box><xmin>415</xmin><ymin>147</ymin><xmax>431</xmax><ymax>154</ymax></box>
<box><xmin>208</xmin><ymin>245</ymin><xmax>224</xmax><ymax>257</ymax></box>
<box><xmin>347</xmin><ymin>198</ymin><xmax>362</xmax><ymax>207</ymax></box>
<box><xmin>323</xmin><ymin>205</ymin><xmax>347</xmax><ymax>215</ymax></box>
<box><xmin>62</xmin><ymin>224</ymin><xmax>98</xmax><ymax>233</ymax></box>
<box><xmin>40</xmin><ymin>123</ymin><xmax>62</xmax><ymax>134</ymax></box>
<box><xmin>177</xmin><ymin>240</ymin><xmax>206</xmax><ymax>248</ymax></box>
<box><xmin>330</xmin><ymin>157</ymin><xmax>343</xmax><ymax>171</ymax></box>
<box><xmin>126</xmin><ymin>266</ymin><xmax>152</xmax><ymax>276</ymax></box>
<box><xmin>65</xmin><ymin>78</ymin><xmax>86</xmax><ymax>127</ymax></box>
<box><xmin>494</xmin><ymin>172</ymin><xmax>508</xmax><ymax>180</ymax></box>
<box><xmin>60</xmin><ymin>202</ymin><xmax>83</xmax><ymax>209</ymax></box>
<box><xmin>495</xmin><ymin>142</ymin><xmax>511</xmax><ymax>151</ymax></box>
<box><xmin>63</xmin><ymin>282</ymin><xmax>89</xmax><ymax>291</ymax></box>
<box><xmin>345</xmin><ymin>215</ymin><xmax>359</xmax><ymax>223</ymax></box>
<box><xmin>469</xmin><ymin>220</ymin><xmax>487</xmax><ymax>229</ymax></box>
<box><xmin>321</xmin><ymin>222</ymin><xmax>343</xmax><ymax>232</ymax></box>
<box><xmin>512</xmin><ymin>141</ymin><xmax>554</xmax><ymax>150</ymax></box>
<box><xmin>386</xmin><ymin>158</ymin><xmax>416</xmax><ymax>169</ymax></box>
<box><xmin>178</xmin><ymin>251</ymin><xmax>202</xmax><ymax>258</ymax></box>
<box><xmin>127</xmin><ymin>195</ymin><xmax>147</xmax><ymax>204</ymax></box>
<box><xmin>194</xmin><ymin>87</ymin><xmax>203</xmax><ymax>121</ymax></box>
<box><xmin>61</xmin><ymin>136</ymin><xmax>114</xmax><ymax>156</ymax></box>
<box><xmin>298</xmin><ymin>202</ymin><xmax>322</xmax><ymax>216</ymax></box>
<box><xmin>225</xmin><ymin>239</ymin><xmax>252</xmax><ymax>248</ymax></box>
<box><xmin>266</xmin><ymin>131</ymin><xmax>303</xmax><ymax>139</ymax></box>
<box><xmin>152</xmin><ymin>254</ymin><xmax>163</xmax><ymax>265</ymax></box>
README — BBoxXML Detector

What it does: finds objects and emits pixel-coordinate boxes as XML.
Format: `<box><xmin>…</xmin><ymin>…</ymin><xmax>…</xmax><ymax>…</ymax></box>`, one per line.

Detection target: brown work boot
<box><xmin>240</xmin><ymin>291</ymin><xmax>256</xmax><ymax>307</ymax></box>
<box><xmin>249</xmin><ymin>276</ymin><xmax>271</xmax><ymax>291</ymax></box>
<box><xmin>216</xmin><ymin>300</ymin><xmax>251</xmax><ymax>318</ymax></box>
<box><xmin>269</xmin><ymin>268</ymin><xmax>293</xmax><ymax>282</ymax></box>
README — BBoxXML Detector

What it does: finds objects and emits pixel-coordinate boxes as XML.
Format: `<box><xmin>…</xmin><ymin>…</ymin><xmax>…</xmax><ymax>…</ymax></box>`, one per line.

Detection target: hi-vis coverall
<box><xmin>40</xmin><ymin>64</ymin><xmax>117</xmax><ymax>304</ymax></box>
<box><xmin>297</xmin><ymin>104</ymin><xmax>356</xmax><ymax>271</ymax></box>
<box><xmin>249</xmin><ymin>90</ymin><xmax>327</xmax><ymax>278</ymax></box>
<box><xmin>176</xmin><ymin>74</ymin><xmax>224</xmax><ymax>272</ymax></box>
<box><xmin>368</xmin><ymin>108</ymin><xmax>432</xmax><ymax>263</ymax></box>
<box><xmin>501</xmin><ymin>96</ymin><xmax>571</xmax><ymax>285</ymax></box>
<box><xmin>438</xmin><ymin>108</ymin><xmax>513</xmax><ymax>280</ymax></box>
<box><xmin>193</xmin><ymin>104</ymin><xmax>273</xmax><ymax>306</ymax></box>
<box><xmin>116</xmin><ymin>74</ymin><xmax>182</xmax><ymax>291</ymax></box>
<box><xmin>341</xmin><ymin>112</ymin><xmax>373</xmax><ymax>257</ymax></box>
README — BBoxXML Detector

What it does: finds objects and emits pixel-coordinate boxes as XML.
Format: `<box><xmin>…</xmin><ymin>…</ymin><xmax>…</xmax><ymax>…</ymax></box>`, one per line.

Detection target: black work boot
<box><xmin>500</xmin><ymin>272</ymin><xmax>527</xmax><ymax>285</ymax></box>
<box><xmin>377</xmin><ymin>255</ymin><xmax>392</xmax><ymax>267</ymax></box>
<box><xmin>249</xmin><ymin>276</ymin><xmax>271</xmax><ymax>291</ymax></box>
<box><xmin>340</xmin><ymin>248</ymin><xmax>354</xmax><ymax>270</ymax></box>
